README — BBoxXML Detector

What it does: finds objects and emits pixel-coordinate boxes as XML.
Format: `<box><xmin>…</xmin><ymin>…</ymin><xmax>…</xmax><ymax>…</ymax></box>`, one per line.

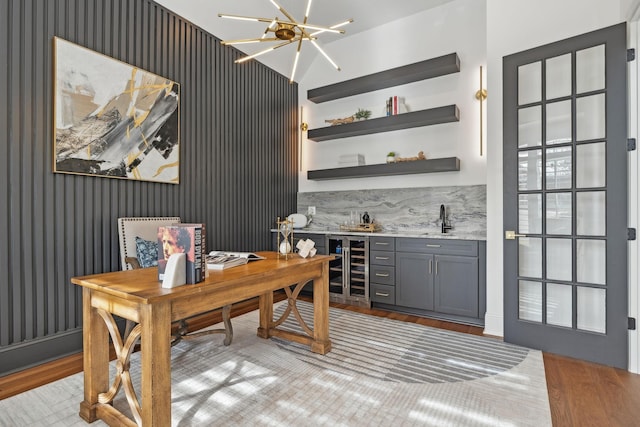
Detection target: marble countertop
<box><xmin>271</xmin><ymin>228</ymin><xmax>486</xmax><ymax>241</ymax></box>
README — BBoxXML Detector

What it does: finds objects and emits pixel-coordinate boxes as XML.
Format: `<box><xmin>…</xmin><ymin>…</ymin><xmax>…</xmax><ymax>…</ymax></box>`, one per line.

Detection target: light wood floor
<box><xmin>1</xmin><ymin>296</ymin><xmax>640</xmax><ymax>426</ymax></box>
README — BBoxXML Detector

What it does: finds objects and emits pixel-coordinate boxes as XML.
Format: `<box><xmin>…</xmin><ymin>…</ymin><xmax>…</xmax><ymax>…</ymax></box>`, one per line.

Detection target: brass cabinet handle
<box><xmin>375</xmin><ymin>292</ymin><xmax>390</xmax><ymax>297</ymax></box>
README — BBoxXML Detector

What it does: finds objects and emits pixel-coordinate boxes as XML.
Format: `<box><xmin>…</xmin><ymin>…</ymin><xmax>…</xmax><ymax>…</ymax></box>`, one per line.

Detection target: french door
<box><xmin>503</xmin><ymin>23</ymin><xmax>629</xmax><ymax>368</ymax></box>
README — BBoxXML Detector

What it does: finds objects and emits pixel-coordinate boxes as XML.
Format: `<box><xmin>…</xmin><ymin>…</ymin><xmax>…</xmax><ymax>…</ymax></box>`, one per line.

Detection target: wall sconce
<box><xmin>299</xmin><ymin>106</ymin><xmax>307</xmax><ymax>171</ymax></box>
<box><xmin>475</xmin><ymin>66</ymin><xmax>487</xmax><ymax>156</ymax></box>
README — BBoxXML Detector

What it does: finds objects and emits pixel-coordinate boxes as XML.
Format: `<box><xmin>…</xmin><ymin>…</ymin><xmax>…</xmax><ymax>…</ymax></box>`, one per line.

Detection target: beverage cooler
<box><xmin>326</xmin><ymin>235</ymin><xmax>370</xmax><ymax>307</ymax></box>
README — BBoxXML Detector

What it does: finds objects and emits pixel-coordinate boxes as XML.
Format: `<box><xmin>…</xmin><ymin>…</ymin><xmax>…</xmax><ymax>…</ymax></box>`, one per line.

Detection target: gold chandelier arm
<box><xmin>297</xmin><ymin>23</ymin><xmax>344</xmax><ymax>34</ymax></box>
<box><xmin>310</xmin><ymin>19</ymin><xmax>353</xmax><ymax>37</ymax></box>
<box><xmin>261</xmin><ymin>18</ymin><xmax>278</xmax><ymax>39</ymax></box>
<box><xmin>310</xmin><ymin>40</ymin><xmax>340</xmax><ymax>71</ymax></box>
<box><xmin>221</xmin><ymin>37</ymin><xmax>281</xmax><ymax>45</ymax></box>
<box><xmin>218</xmin><ymin>13</ymin><xmax>282</xmax><ymax>24</ymax></box>
<box><xmin>269</xmin><ymin>0</ymin><xmax>298</xmax><ymax>25</ymax></box>
<box><xmin>236</xmin><ymin>39</ymin><xmax>299</xmax><ymax>63</ymax></box>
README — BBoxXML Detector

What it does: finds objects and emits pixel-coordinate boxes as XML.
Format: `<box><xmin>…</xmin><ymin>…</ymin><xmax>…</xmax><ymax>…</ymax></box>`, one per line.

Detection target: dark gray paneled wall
<box><xmin>0</xmin><ymin>0</ymin><xmax>298</xmax><ymax>375</ymax></box>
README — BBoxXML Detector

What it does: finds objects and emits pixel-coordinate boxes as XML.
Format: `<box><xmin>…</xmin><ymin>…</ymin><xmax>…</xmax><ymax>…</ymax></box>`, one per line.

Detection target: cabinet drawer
<box><xmin>370</xmin><ymin>265</ymin><xmax>395</xmax><ymax>285</ymax></box>
<box><xmin>370</xmin><ymin>283</ymin><xmax>395</xmax><ymax>304</ymax></box>
<box><xmin>370</xmin><ymin>236</ymin><xmax>395</xmax><ymax>250</ymax></box>
<box><xmin>396</xmin><ymin>238</ymin><xmax>478</xmax><ymax>256</ymax></box>
<box><xmin>370</xmin><ymin>250</ymin><xmax>395</xmax><ymax>266</ymax></box>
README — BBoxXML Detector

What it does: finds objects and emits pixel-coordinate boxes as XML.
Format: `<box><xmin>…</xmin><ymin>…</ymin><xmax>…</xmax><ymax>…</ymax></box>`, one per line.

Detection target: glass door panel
<box><xmin>518</xmin><ymin>61</ymin><xmax>542</xmax><ymax>105</ymax></box>
<box><xmin>576</xmin><ymin>191</ymin><xmax>606</xmax><ymax>235</ymax></box>
<box><xmin>519</xmin><ymin>238</ymin><xmax>542</xmax><ymax>278</ymax></box>
<box><xmin>518</xmin><ymin>194</ymin><xmax>542</xmax><ymax>234</ymax></box>
<box><xmin>519</xmin><ymin>280</ymin><xmax>542</xmax><ymax>322</ymax></box>
<box><xmin>576</xmin><ymin>142</ymin><xmax>606</xmax><ymax>188</ymax></box>
<box><xmin>546</xmin><ymin>283</ymin><xmax>572</xmax><ymax>327</ymax></box>
<box><xmin>546</xmin><ymin>193</ymin><xmax>572</xmax><ymax>234</ymax></box>
<box><xmin>545</xmin><ymin>146</ymin><xmax>572</xmax><ymax>189</ymax></box>
<box><xmin>546</xmin><ymin>238</ymin><xmax>572</xmax><ymax>281</ymax></box>
<box><xmin>576</xmin><ymin>44</ymin><xmax>605</xmax><ymax>93</ymax></box>
<box><xmin>577</xmin><ymin>239</ymin><xmax>606</xmax><ymax>285</ymax></box>
<box><xmin>546</xmin><ymin>100</ymin><xmax>572</xmax><ymax>144</ymax></box>
<box><xmin>577</xmin><ymin>287</ymin><xmax>606</xmax><ymax>333</ymax></box>
<box><xmin>348</xmin><ymin>239</ymin><xmax>367</xmax><ymax>298</ymax></box>
<box><xmin>546</xmin><ymin>53</ymin><xmax>572</xmax><ymax>99</ymax></box>
<box><xmin>518</xmin><ymin>106</ymin><xmax>542</xmax><ymax>148</ymax></box>
<box><xmin>576</xmin><ymin>94</ymin><xmax>606</xmax><ymax>141</ymax></box>
<box><xmin>518</xmin><ymin>150</ymin><xmax>542</xmax><ymax>191</ymax></box>
<box><xmin>327</xmin><ymin>238</ymin><xmax>344</xmax><ymax>295</ymax></box>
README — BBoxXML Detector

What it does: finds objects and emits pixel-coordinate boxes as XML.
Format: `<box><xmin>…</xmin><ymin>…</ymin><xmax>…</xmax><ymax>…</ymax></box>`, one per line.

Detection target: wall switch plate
<box><xmin>308</xmin><ymin>206</ymin><xmax>316</xmax><ymax>215</ymax></box>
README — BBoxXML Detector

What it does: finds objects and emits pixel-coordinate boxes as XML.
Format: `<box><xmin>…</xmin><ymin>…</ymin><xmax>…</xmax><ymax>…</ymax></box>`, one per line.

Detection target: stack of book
<box><xmin>157</xmin><ymin>224</ymin><xmax>206</xmax><ymax>284</ymax></box>
<box><xmin>386</xmin><ymin>96</ymin><xmax>406</xmax><ymax>116</ymax></box>
<box><xmin>338</xmin><ymin>153</ymin><xmax>365</xmax><ymax>167</ymax></box>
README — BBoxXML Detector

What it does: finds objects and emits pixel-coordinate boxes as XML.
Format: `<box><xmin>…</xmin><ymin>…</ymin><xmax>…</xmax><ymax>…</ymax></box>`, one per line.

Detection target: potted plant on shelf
<box><xmin>354</xmin><ymin>108</ymin><xmax>372</xmax><ymax>121</ymax></box>
<box><xmin>386</xmin><ymin>152</ymin><xmax>396</xmax><ymax>163</ymax></box>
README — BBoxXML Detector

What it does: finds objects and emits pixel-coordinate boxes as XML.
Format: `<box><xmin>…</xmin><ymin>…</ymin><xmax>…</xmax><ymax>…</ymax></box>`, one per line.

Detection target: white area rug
<box><xmin>0</xmin><ymin>302</ymin><xmax>551</xmax><ymax>426</ymax></box>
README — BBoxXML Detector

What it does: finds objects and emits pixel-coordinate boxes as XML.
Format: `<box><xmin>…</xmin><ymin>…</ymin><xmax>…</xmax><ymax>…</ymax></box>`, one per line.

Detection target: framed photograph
<box><xmin>53</xmin><ymin>37</ymin><xmax>180</xmax><ymax>184</ymax></box>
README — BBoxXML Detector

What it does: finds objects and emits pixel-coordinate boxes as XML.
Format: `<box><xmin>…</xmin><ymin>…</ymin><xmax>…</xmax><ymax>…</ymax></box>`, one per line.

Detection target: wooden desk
<box><xmin>71</xmin><ymin>252</ymin><xmax>332</xmax><ymax>427</ymax></box>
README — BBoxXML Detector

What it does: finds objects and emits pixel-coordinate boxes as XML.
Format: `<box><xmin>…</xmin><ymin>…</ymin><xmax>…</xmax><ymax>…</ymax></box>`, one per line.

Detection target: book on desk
<box><xmin>207</xmin><ymin>251</ymin><xmax>266</xmax><ymax>270</ymax></box>
<box><xmin>157</xmin><ymin>224</ymin><xmax>205</xmax><ymax>283</ymax></box>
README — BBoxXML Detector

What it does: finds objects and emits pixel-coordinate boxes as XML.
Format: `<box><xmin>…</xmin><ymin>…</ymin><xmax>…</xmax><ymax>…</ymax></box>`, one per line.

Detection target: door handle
<box><xmin>505</xmin><ymin>230</ymin><xmax>527</xmax><ymax>240</ymax></box>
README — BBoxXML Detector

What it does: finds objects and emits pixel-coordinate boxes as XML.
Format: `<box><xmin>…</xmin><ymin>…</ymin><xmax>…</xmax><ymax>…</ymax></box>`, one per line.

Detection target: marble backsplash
<box><xmin>297</xmin><ymin>185</ymin><xmax>486</xmax><ymax>236</ymax></box>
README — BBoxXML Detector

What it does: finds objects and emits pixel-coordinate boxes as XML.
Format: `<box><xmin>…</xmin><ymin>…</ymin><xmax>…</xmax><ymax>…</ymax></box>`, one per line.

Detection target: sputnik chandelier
<box><xmin>218</xmin><ymin>0</ymin><xmax>353</xmax><ymax>82</ymax></box>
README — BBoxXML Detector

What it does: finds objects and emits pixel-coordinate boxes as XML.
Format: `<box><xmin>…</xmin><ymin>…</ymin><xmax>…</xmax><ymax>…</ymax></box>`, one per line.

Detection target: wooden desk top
<box><xmin>71</xmin><ymin>252</ymin><xmax>333</xmax><ymax>305</ymax></box>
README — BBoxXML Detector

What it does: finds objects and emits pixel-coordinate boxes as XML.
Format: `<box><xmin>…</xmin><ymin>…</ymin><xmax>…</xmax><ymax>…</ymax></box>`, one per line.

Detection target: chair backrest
<box><xmin>117</xmin><ymin>217</ymin><xmax>181</xmax><ymax>270</ymax></box>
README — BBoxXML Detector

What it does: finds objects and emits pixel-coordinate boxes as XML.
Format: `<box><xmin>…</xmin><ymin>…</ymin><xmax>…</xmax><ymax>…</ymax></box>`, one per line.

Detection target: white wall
<box><xmin>298</xmin><ymin>0</ymin><xmax>487</xmax><ymax>193</ymax></box>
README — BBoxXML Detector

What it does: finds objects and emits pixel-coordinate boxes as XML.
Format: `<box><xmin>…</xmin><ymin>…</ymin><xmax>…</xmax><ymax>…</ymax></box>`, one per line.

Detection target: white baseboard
<box><xmin>483</xmin><ymin>312</ymin><xmax>504</xmax><ymax>338</ymax></box>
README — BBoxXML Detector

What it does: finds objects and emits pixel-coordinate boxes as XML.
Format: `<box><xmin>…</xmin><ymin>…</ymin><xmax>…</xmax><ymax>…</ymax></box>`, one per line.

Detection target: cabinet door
<box><xmin>396</xmin><ymin>252</ymin><xmax>433</xmax><ymax>310</ymax></box>
<box><xmin>434</xmin><ymin>255</ymin><xmax>479</xmax><ymax>317</ymax></box>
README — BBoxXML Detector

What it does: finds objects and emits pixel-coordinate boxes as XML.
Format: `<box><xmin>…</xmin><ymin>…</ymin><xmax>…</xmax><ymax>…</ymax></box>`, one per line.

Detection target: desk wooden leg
<box><xmin>311</xmin><ymin>262</ymin><xmax>332</xmax><ymax>355</ymax></box>
<box><xmin>257</xmin><ymin>291</ymin><xmax>274</xmax><ymax>339</ymax></box>
<box><xmin>79</xmin><ymin>289</ymin><xmax>109</xmax><ymax>423</ymax></box>
<box><xmin>140</xmin><ymin>301</ymin><xmax>172</xmax><ymax>427</ymax></box>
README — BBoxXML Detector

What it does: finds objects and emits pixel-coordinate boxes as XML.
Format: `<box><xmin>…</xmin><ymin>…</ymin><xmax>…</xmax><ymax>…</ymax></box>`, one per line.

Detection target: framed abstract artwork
<box><xmin>53</xmin><ymin>37</ymin><xmax>180</xmax><ymax>184</ymax></box>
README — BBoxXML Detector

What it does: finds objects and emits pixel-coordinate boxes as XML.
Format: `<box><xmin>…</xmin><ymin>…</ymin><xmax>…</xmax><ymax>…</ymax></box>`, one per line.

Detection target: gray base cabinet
<box><xmin>384</xmin><ymin>237</ymin><xmax>485</xmax><ymax>326</ymax></box>
<box><xmin>396</xmin><ymin>252</ymin><xmax>434</xmax><ymax>311</ymax></box>
<box><xmin>434</xmin><ymin>255</ymin><xmax>478</xmax><ymax>318</ymax></box>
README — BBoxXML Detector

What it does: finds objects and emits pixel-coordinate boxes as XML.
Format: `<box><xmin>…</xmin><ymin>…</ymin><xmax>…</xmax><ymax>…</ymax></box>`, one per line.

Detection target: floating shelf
<box><xmin>307</xmin><ymin>53</ymin><xmax>460</xmax><ymax>103</ymax></box>
<box><xmin>307</xmin><ymin>105</ymin><xmax>459</xmax><ymax>142</ymax></box>
<box><xmin>307</xmin><ymin>157</ymin><xmax>460</xmax><ymax>180</ymax></box>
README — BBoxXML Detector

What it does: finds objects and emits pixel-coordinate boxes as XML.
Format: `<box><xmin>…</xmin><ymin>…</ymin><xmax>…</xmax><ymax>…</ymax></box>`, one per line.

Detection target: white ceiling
<box><xmin>155</xmin><ymin>0</ymin><xmax>454</xmax><ymax>81</ymax></box>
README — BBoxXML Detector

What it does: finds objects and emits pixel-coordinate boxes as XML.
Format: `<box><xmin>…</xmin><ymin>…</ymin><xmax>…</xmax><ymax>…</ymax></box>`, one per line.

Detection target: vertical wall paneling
<box><xmin>0</xmin><ymin>0</ymin><xmax>298</xmax><ymax>375</ymax></box>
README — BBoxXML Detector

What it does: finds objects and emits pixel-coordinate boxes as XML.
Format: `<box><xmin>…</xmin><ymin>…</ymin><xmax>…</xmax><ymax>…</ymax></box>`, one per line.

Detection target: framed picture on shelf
<box><xmin>53</xmin><ymin>37</ymin><xmax>180</xmax><ymax>184</ymax></box>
